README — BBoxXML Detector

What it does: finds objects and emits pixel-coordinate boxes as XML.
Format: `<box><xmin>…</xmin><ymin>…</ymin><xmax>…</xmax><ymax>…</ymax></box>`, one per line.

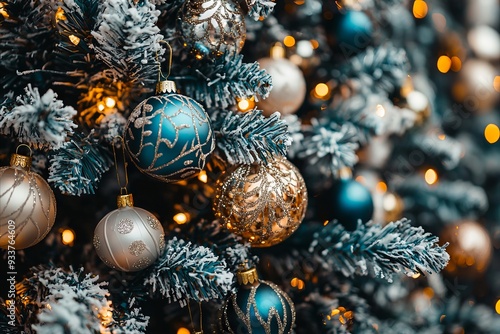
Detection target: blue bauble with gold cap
<box><xmin>220</xmin><ymin>266</ymin><xmax>295</xmax><ymax>334</ymax></box>
<box><xmin>124</xmin><ymin>93</ymin><xmax>215</xmax><ymax>183</ymax></box>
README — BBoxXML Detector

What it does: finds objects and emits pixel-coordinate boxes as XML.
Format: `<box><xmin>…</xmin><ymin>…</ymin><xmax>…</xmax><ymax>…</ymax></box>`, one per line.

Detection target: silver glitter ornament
<box><xmin>213</xmin><ymin>156</ymin><xmax>307</xmax><ymax>247</ymax></box>
<box><xmin>93</xmin><ymin>193</ymin><xmax>165</xmax><ymax>272</ymax></box>
<box><xmin>0</xmin><ymin>151</ymin><xmax>57</xmax><ymax>250</ymax></box>
<box><xmin>256</xmin><ymin>57</ymin><xmax>306</xmax><ymax>117</ymax></box>
<box><xmin>179</xmin><ymin>0</ymin><xmax>246</xmax><ymax>57</ymax></box>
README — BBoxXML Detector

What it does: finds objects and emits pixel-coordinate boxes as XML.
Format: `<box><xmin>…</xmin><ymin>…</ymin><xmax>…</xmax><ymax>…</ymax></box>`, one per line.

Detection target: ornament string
<box><xmin>186</xmin><ymin>300</ymin><xmax>203</xmax><ymax>334</ymax></box>
<box><xmin>111</xmin><ymin>136</ymin><xmax>129</xmax><ymax>195</ymax></box>
<box><xmin>156</xmin><ymin>40</ymin><xmax>173</xmax><ymax>82</ymax></box>
<box><xmin>155</xmin><ymin>40</ymin><xmax>176</xmax><ymax>94</ymax></box>
<box><xmin>16</xmin><ymin>143</ymin><xmax>32</xmax><ymax>157</ymax></box>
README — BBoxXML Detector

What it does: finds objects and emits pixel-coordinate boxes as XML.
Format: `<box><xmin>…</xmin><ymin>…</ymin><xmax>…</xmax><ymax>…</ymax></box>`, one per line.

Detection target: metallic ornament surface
<box><xmin>220</xmin><ymin>280</ymin><xmax>296</xmax><ymax>334</ymax></box>
<box><xmin>214</xmin><ymin>156</ymin><xmax>307</xmax><ymax>247</ymax></box>
<box><xmin>256</xmin><ymin>57</ymin><xmax>306</xmax><ymax>117</ymax></box>
<box><xmin>125</xmin><ymin>94</ymin><xmax>215</xmax><ymax>183</ymax></box>
<box><xmin>93</xmin><ymin>206</ymin><xmax>165</xmax><ymax>272</ymax></box>
<box><xmin>180</xmin><ymin>0</ymin><xmax>246</xmax><ymax>56</ymax></box>
<box><xmin>0</xmin><ymin>162</ymin><xmax>56</xmax><ymax>250</ymax></box>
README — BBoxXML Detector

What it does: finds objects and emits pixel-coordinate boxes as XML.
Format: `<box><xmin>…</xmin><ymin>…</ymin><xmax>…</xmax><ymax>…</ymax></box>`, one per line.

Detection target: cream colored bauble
<box><xmin>256</xmin><ymin>57</ymin><xmax>307</xmax><ymax>117</ymax></box>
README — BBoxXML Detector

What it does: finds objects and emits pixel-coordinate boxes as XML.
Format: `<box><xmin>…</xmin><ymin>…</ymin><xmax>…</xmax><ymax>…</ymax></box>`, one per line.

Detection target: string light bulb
<box><xmin>424</xmin><ymin>168</ymin><xmax>438</xmax><ymax>185</ymax></box>
<box><xmin>173</xmin><ymin>212</ymin><xmax>189</xmax><ymax>225</ymax></box>
<box><xmin>61</xmin><ymin>228</ymin><xmax>75</xmax><ymax>246</ymax></box>
<box><xmin>0</xmin><ymin>2</ymin><xmax>9</xmax><ymax>19</ymax></box>
<box><xmin>68</xmin><ymin>34</ymin><xmax>81</xmax><ymax>46</ymax></box>
<box><xmin>104</xmin><ymin>97</ymin><xmax>116</xmax><ymax>109</ymax></box>
<box><xmin>484</xmin><ymin>124</ymin><xmax>500</xmax><ymax>144</ymax></box>
<box><xmin>55</xmin><ymin>7</ymin><xmax>66</xmax><ymax>22</ymax></box>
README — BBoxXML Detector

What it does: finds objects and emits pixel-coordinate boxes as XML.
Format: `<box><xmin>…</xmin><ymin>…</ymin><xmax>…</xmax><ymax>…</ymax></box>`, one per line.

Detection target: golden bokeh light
<box><xmin>61</xmin><ymin>228</ymin><xmax>75</xmax><ymax>246</ymax></box>
<box><xmin>484</xmin><ymin>123</ymin><xmax>500</xmax><ymax>144</ymax></box>
<box><xmin>314</xmin><ymin>83</ymin><xmax>329</xmax><ymax>99</ymax></box>
<box><xmin>310</xmin><ymin>39</ymin><xmax>319</xmax><ymax>49</ymax></box>
<box><xmin>284</xmin><ymin>35</ymin><xmax>296</xmax><ymax>47</ymax></box>
<box><xmin>69</xmin><ymin>34</ymin><xmax>81</xmax><ymax>45</ymax></box>
<box><xmin>173</xmin><ymin>212</ymin><xmax>189</xmax><ymax>225</ymax></box>
<box><xmin>413</xmin><ymin>0</ymin><xmax>428</xmax><ymax>19</ymax></box>
<box><xmin>177</xmin><ymin>328</ymin><xmax>190</xmax><ymax>334</ymax></box>
<box><xmin>376</xmin><ymin>181</ymin><xmax>387</xmax><ymax>193</ymax></box>
<box><xmin>55</xmin><ymin>7</ymin><xmax>66</xmax><ymax>22</ymax></box>
<box><xmin>104</xmin><ymin>97</ymin><xmax>116</xmax><ymax>108</ymax></box>
<box><xmin>0</xmin><ymin>2</ymin><xmax>9</xmax><ymax>18</ymax></box>
<box><xmin>198</xmin><ymin>170</ymin><xmax>208</xmax><ymax>183</ymax></box>
<box><xmin>495</xmin><ymin>299</ymin><xmax>500</xmax><ymax>315</ymax></box>
<box><xmin>437</xmin><ymin>56</ymin><xmax>452</xmax><ymax>73</ymax></box>
<box><xmin>237</xmin><ymin>97</ymin><xmax>255</xmax><ymax>112</ymax></box>
<box><xmin>424</xmin><ymin>168</ymin><xmax>438</xmax><ymax>185</ymax></box>
<box><xmin>450</xmin><ymin>56</ymin><xmax>462</xmax><ymax>72</ymax></box>
<box><xmin>494</xmin><ymin>76</ymin><xmax>500</xmax><ymax>93</ymax></box>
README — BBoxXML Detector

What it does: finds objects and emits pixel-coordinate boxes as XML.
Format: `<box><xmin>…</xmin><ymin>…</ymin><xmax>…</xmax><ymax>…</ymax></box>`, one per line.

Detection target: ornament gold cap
<box><xmin>10</xmin><ymin>153</ymin><xmax>32</xmax><ymax>170</ymax></box>
<box><xmin>236</xmin><ymin>266</ymin><xmax>259</xmax><ymax>286</ymax></box>
<box><xmin>156</xmin><ymin>80</ymin><xmax>177</xmax><ymax>94</ymax></box>
<box><xmin>117</xmin><ymin>193</ymin><xmax>134</xmax><ymax>208</ymax></box>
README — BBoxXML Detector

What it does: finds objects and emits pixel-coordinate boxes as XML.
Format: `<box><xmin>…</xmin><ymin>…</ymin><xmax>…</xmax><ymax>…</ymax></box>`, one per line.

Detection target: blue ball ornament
<box><xmin>319</xmin><ymin>178</ymin><xmax>374</xmax><ymax>231</ymax></box>
<box><xmin>220</xmin><ymin>268</ymin><xmax>295</xmax><ymax>334</ymax></box>
<box><xmin>328</xmin><ymin>10</ymin><xmax>373</xmax><ymax>52</ymax></box>
<box><xmin>124</xmin><ymin>94</ymin><xmax>215</xmax><ymax>183</ymax></box>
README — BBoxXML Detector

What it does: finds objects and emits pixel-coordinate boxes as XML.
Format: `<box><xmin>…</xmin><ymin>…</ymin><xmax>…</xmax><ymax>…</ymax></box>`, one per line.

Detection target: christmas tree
<box><xmin>1</xmin><ymin>0</ymin><xmax>500</xmax><ymax>333</ymax></box>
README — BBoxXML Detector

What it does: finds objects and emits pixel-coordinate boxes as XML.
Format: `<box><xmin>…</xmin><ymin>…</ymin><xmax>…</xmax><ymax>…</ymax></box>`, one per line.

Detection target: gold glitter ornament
<box><xmin>0</xmin><ymin>147</ymin><xmax>57</xmax><ymax>250</ymax></box>
<box><xmin>213</xmin><ymin>156</ymin><xmax>307</xmax><ymax>247</ymax></box>
<box><xmin>179</xmin><ymin>0</ymin><xmax>246</xmax><ymax>57</ymax></box>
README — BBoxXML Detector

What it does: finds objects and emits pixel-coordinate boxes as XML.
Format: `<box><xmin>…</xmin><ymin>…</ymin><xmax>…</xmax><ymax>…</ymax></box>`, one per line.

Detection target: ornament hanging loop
<box><xmin>186</xmin><ymin>300</ymin><xmax>203</xmax><ymax>334</ymax></box>
<box><xmin>112</xmin><ymin>136</ymin><xmax>129</xmax><ymax>193</ymax></box>
<box><xmin>11</xmin><ymin>144</ymin><xmax>33</xmax><ymax>170</ymax></box>
<box><xmin>156</xmin><ymin>40</ymin><xmax>177</xmax><ymax>94</ymax></box>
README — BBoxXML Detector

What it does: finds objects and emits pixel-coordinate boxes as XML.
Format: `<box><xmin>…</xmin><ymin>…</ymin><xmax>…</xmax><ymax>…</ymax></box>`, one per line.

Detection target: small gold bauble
<box><xmin>213</xmin><ymin>156</ymin><xmax>308</xmax><ymax>247</ymax></box>
<box><xmin>441</xmin><ymin>221</ymin><xmax>492</xmax><ymax>279</ymax></box>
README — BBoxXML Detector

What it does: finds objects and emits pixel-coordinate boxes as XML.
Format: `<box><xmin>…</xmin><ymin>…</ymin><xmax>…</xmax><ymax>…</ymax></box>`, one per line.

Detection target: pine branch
<box><xmin>441</xmin><ymin>297</ymin><xmax>500</xmax><ymax>333</ymax></box>
<box><xmin>0</xmin><ymin>0</ymin><xmax>55</xmax><ymax>94</ymax></box>
<box><xmin>326</xmin><ymin>91</ymin><xmax>416</xmax><ymax>144</ymax></box>
<box><xmin>17</xmin><ymin>266</ymin><xmax>110</xmax><ymax>334</ymax></box>
<box><xmin>397</xmin><ymin>131</ymin><xmax>463</xmax><ymax>170</ymax></box>
<box><xmin>335</xmin><ymin>45</ymin><xmax>409</xmax><ymax>94</ymax></box>
<box><xmin>48</xmin><ymin>131</ymin><xmax>112</xmax><ymax>196</ymax></box>
<box><xmin>176</xmin><ymin>51</ymin><xmax>272</xmax><ymax>109</ymax></box>
<box><xmin>247</xmin><ymin>0</ymin><xmax>276</xmax><ymax>21</ymax></box>
<box><xmin>0</xmin><ymin>84</ymin><xmax>77</xmax><ymax>149</ymax></box>
<box><xmin>297</xmin><ymin>119</ymin><xmax>359</xmax><ymax>176</ymax></box>
<box><xmin>309</xmin><ymin>218</ymin><xmax>450</xmax><ymax>282</ymax></box>
<box><xmin>143</xmin><ymin>237</ymin><xmax>234</xmax><ymax>306</ymax></box>
<box><xmin>91</xmin><ymin>0</ymin><xmax>163</xmax><ymax>91</ymax></box>
<box><xmin>211</xmin><ymin>109</ymin><xmax>290</xmax><ymax>165</ymax></box>
<box><xmin>173</xmin><ymin>219</ymin><xmax>256</xmax><ymax>272</ymax></box>
<box><xmin>395</xmin><ymin>177</ymin><xmax>488</xmax><ymax>223</ymax></box>
<box><xmin>107</xmin><ymin>297</ymin><xmax>149</xmax><ymax>334</ymax></box>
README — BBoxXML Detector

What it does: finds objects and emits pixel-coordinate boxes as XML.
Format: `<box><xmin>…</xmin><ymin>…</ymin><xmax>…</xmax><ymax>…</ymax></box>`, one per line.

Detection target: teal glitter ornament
<box><xmin>318</xmin><ymin>170</ymin><xmax>374</xmax><ymax>231</ymax></box>
<box><xmin>124</xmin><ymin>93</ymin><xmax>215</xmax><ymax>183</ymax></box>
<box><xmin>326</xmin><ymin>10</ymin><xmax>373</xmax><ymax>52</ymax></box>
<box><xmin>220</xmin><ymin>267</ymin><xmax>295</xmax><ymax>334</ymax></box>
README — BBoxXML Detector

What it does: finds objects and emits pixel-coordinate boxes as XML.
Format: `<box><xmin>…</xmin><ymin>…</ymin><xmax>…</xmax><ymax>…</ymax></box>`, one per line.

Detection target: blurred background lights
<box><xmin>173</xmin><ymin>212</ymin><xmax>189</xmax><ymax>225</ymax></box>
<box><xmin>437</xmin><ymin>56</ymin><xmax>452</xmax><ymax>73</ymax></box>
<box><xmin>177</xmin><ymin>328</ymin><xmax>190</xmax><ymax>334</ymax></box>
<box><xmin>61</xmin><ymin>228</ymin><xmax>75</xmax><ymax>246</ymax></box>
<box><xmin>283</xmin><ymin>35</ymin><xmax>296</xmax><ymax>47</ymax></box>
<box><xmin>296</xmin><ymin>40</ymin><xmax>314</xmax><ymax>58</ymax></box>
<box><xmin>484</xmin><ymin>124</ymin><xmax>499</xmax><ymax>144</ymax></box>
<box><xmin>424</xmin><ymin>168</ymin><xmax>438</xmax><ymax>185</ymax></box>
<box><xmin>413</xmin><ymin>0</ymin><xmax>428</xmax><ymax>19</ymax></box>
<box><xmin>494</xmin><ymin>76</ymin><xmax>500</xmax><ymax>93</ymax></box>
